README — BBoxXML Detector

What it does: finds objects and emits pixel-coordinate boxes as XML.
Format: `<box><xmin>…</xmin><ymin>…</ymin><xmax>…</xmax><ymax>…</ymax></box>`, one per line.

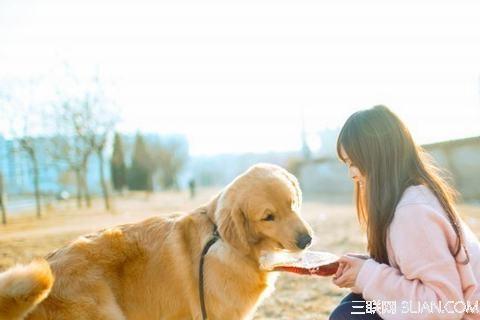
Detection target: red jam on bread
<box><xmin>260</xmin><ymin>251</ymin><xmax>339</xmax><ymax>276</ymax></box>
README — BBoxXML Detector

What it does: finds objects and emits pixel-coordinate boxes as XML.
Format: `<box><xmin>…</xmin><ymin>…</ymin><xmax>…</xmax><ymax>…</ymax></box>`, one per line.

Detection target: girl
<box><xmin>329</xmin><ymin>106</ymin><xmax>480</xmax><ymax>320</ymax></box>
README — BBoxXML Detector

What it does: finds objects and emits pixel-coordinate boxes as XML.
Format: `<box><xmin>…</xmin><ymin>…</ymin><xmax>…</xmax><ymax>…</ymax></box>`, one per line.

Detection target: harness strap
<box><xmin>199</xmin><ymin>225</ymin><xmax>220</xmax><ymax>320</ymax></box>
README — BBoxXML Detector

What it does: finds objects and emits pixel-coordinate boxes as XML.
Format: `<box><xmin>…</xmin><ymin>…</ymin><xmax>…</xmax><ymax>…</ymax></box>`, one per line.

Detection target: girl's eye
<box><xmin>262</xmin><ymin>214</ymin><xmax>275</xmax><ymax>221</ymax></box>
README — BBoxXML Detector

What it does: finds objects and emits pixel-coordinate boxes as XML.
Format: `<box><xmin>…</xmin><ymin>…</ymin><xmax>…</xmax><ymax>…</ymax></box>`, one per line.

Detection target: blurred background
<box><xmin>0</xmin><ymin>0</ymin><xmax>479</xmax><ymax>318</ymax></box>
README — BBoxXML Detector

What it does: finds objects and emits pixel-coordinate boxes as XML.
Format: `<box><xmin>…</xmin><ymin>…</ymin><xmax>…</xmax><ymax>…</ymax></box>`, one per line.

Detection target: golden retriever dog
<box><xmin>0</xmin><ymin>163</ymin><xmax>313</xmax><ymax>320</ymax></box>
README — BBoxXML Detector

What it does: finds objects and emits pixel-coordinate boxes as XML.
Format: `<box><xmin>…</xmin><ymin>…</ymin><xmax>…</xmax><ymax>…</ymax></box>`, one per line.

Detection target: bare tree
<box><xmin>149</xmin><ymin>135</ymin><xmax>189</xmax><ymax>190</ymax></box>
<box><xmin>18</xmin><ymin>136</ymin><xmax>42</xmax><ymax>217</ymax></box>
<box><xmin>77</xmin><ymin>88</ymin><xmax>117</xmax><ymax>211</ymax></box>
<box><xmin>46</xmin><ymin>100</ymin><xmax>94</xmax><ymax>208</ymax></box>
<box><xmin>1</xmin><ymin>79</ymin><xmax>44</xmax><ymax>218</ymax></box>
<box><xmin>0</xmin><ymin>87</ymin><xmax>9</xmax><ymax>224</ymax></box>
<box><xmin>47</xmin><ymin>72</ymin><xmax>117</xmax><ymax>210</ymax></box>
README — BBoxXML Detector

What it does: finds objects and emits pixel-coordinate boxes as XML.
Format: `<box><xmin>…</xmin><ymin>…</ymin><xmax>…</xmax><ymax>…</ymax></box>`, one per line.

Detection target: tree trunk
<box><xmin>75</xmin><ymin>168</ymin><xmax>83</xmax><ymax>208</ymax></box>
<box><xmin>82</xmin><ymin>170</ymin><xmax>91</xmax><ymax>208</ymax></box>
<box><xmin>97</xmin><ymin>151</ymin><xmax>111</xmax><ymax>211</ymax></box>
<box><xmin>81</xmin><ymin>155</ymin><xmax>91</xmax><ymax>208</ymax></box>
<box><xmin>0</xmin><ymin>196</ymin><xmax>6</xmax><ymax>225</ymax></box>
<box><xmin>30</xmin><ymin>152</ymin><xmax>42</xmax><ymax>219</ymax></box>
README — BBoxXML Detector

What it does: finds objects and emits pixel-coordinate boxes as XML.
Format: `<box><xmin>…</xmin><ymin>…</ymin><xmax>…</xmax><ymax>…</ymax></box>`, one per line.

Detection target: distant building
<box><xmin>298</xmin><ymin>136</ymin><xmax>480</xmax><ymax>201</ymax></box>
<box><xmin>0</xmin><ymin>135</ymin><xmax>106</xmax><ymax>196</ymax></box>
<box><xmin>423</xmin><ymin>136</ymin><xmax>480</xmax><ymax>200</ymax></box>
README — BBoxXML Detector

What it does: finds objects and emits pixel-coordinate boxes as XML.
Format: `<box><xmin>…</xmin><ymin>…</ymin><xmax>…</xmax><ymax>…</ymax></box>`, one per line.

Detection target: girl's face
<box><xmin>340</xmin><ymin>146</ymin><xmax>366</xmax><ymax>188</ymax></box>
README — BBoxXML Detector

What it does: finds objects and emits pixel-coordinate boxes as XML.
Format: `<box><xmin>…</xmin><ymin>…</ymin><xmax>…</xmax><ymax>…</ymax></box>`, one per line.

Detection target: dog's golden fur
<box><xmin>0</xmin><ymin>164</ymin><xmax>312</xmax><ymax>320</ymax></box>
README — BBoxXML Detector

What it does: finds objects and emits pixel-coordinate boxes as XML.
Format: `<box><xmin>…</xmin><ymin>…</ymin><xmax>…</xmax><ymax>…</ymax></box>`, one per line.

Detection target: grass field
<box><xmin>1</xmin><ymin>189</ymin><xmax>479</xmax><ymax>320</ymax></box>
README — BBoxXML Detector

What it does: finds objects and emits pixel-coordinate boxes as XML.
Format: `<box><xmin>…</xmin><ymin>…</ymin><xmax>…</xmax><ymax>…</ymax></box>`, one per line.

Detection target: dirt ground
<box><xmin>1</xmin><ymin>189</ymin><xmax>479</xmax><ymax>320</ymax></box>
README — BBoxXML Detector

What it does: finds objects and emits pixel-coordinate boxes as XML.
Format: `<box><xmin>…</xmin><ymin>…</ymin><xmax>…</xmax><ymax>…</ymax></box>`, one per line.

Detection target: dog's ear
<box><xmin>282</xmin><ymin>170</ymin><xmax>302</xmax><ymax>209</ymax></box>
<box><xmin>216</xmin><ymin>201</ymin><xmax>250</xmax><ymax>254</ymax></box>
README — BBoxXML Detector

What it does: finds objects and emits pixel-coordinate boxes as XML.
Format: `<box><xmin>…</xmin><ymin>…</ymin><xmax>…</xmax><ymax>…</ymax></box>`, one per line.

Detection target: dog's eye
<box><xmin>262</xmin><ymin>214</ymin><xmax>275</xmax><ymax>221</ymax></box>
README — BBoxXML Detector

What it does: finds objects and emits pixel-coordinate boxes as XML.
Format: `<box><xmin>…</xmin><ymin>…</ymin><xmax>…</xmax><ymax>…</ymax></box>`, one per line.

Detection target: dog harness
<box><xmin>198</xmin><ymin>219</ymin><xmax>220</xmax><ymax>320</ymax></box>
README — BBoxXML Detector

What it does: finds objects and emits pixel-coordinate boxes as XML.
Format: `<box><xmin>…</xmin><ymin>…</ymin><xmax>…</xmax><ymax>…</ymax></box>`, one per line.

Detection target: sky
<box><xmin>1</xmin><ymin>0</ymin><xmax>479</xmax><ymax>155</ymax></box>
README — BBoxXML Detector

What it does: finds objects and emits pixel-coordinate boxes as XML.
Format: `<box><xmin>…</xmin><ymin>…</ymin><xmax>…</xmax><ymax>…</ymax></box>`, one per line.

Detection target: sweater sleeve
<box><xmin>352</xmin><ymin>204</ymin><xmax>465</xmax><ymax>320</ymax></box>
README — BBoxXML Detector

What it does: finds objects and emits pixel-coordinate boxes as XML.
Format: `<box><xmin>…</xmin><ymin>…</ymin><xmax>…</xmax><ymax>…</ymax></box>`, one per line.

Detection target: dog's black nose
<box><xmin>296</xmin><ymin>233</ymin><xmax>312</xmax><ymax>249</ymax></box>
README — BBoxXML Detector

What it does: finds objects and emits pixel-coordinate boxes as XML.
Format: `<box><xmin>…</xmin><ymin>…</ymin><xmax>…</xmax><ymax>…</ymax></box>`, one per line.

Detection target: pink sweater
<box><xmin>352</xmin><ymin>185</ymin><xmax>480</xmax><ymax>320</ymax></box>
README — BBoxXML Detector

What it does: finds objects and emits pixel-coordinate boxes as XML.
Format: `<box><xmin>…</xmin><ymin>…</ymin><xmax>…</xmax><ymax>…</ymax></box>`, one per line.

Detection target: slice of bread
<box><xmin>260</xmin><ymin>251</ymin><xmax>339</xmax><ymax>276</ymax></box>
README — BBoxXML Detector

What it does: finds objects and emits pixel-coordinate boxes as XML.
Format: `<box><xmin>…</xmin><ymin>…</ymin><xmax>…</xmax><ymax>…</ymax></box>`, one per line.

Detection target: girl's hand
<box><xmin>333</xmin><ymin>252</ymin><xmax>369</xmax><ymax>279</ymax></box>
<box><xmin>334</xmin><ymin>261</ymin><xmax>348</xmax><ymax>279</ymax></box>
<box><xmin>332</xmin><ymin>255</ymin><xmax>366</xmax><ymax>288</ymax></box>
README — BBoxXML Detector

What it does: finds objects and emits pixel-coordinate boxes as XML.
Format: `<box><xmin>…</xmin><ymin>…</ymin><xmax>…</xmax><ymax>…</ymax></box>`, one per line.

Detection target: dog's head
<box><xmin>210</xmin><ymin>163</ymin><xmax>313</xmax><ymax>256</ymax></box>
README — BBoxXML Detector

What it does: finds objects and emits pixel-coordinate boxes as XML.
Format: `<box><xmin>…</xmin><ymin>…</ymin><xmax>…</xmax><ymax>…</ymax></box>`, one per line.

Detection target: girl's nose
<box><xmin>349</xmin><ymin>170</ymin><xmax>357</xmax><ymax>180</ymax></box>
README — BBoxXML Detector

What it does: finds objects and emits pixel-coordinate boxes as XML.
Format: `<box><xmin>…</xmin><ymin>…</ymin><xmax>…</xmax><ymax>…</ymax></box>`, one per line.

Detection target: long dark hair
<box><xmin>337</xmin><ymin>105</ymin><xmax>469</xmax><ymax>265</ymax></box>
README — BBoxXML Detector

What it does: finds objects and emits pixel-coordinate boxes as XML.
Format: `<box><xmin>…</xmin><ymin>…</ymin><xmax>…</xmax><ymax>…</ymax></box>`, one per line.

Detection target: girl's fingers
<box><xmin>334</xmin><ymin>267</ymin><xmax>354</xmax><ymax>288</ymax></box>
<box><xmin>336</xmin><ymin>261</ymin><xmax>351</xmax><ymax>277</ymax></box>
<box><xmin>335</xmin><ymin>262</ymin><xmax>345</xmax><ymax>278</ymax></box>
<box><xmin>333</xmin><ymin>272</ymin><xmax>348</xmax><ymax>287</ymax></box>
